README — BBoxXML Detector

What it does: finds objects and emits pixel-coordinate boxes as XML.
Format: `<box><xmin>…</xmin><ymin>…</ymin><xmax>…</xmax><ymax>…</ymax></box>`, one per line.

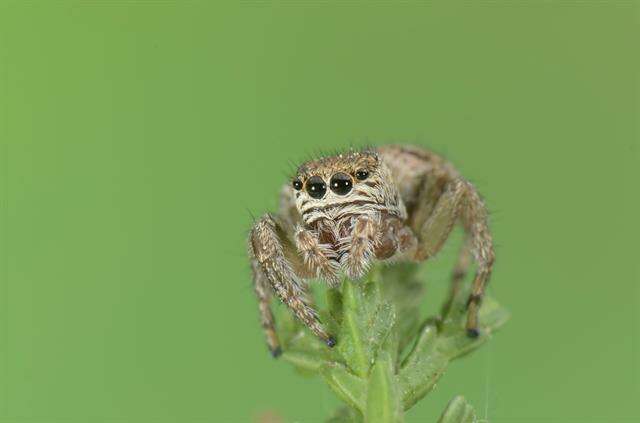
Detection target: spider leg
<box><xmin>414</xmin><ymin>180</ymin><xmax>466</xmax><ymax>260</ymax></box>
<box><xmin>440</xmin><ymin>236</ymin><xmax>473</xmax><ymax>317</ymax></box>
<box><xmin>340</xmin><ymin>214</ymin><xmax>381</xmax><ymax>280</ymax></box>
<box><xmin>249</xmin><ymin>214</ymin><xmax>335</xmax><ymax>353</ymax></box>
<box><xmin>279</xmin><ymin>184</ymin><xmax>342</xmax><ymax>286</ymax></box>
<box><xmin>295</xmin><ymin>225</ymin><xmax>341</xmax><ymax>287</ymax></box>
<box><xmin>414</xmin><ymin>179</ymin><xmax>495</xmax><ymax>337</ymax></box>
<box><xmin>278</xmin><ymin>183</ymin><xmax>303</xmax><ymax>230</ymax></box>
<box><xmin>458</xmin><ymin>182</ymin><xmax>495</xmax><ymax>337</ymax></box>
<box><xmin>250</xmin><ymin>258</ymin><xmax>281</xmax><ymax>356</ymax></box>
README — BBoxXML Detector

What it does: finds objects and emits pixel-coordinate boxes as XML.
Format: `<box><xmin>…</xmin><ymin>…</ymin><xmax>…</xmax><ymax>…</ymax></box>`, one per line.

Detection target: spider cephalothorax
<box><xmin>293</xmin><ymin>150</ymin><xmax>405</xmax><ymax>224</ymax></box>
<box><xmin>249</xmin><ymin>145</ymin><xmax>495</xmax><ymax>356</ymax></box>
<box><xmin>288</xmin><ymin>150</ymin><xmax>412</xmax><ymax>282</ymax></box>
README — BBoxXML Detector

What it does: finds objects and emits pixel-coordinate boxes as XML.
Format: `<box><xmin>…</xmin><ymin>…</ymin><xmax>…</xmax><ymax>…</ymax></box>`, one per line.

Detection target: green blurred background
<box><xmin>1</xmin><ymin>1</ymin><xmax>638</xmax><ymax>422</ymax></box>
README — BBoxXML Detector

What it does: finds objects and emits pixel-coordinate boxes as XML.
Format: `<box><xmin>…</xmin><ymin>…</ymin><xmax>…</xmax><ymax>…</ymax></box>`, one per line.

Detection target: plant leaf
<box><xmin>378</xmin><ymin>263</ymin><xmax>426</xmax><ymax>354</ymax></box>
<box><xmin>437</xmin><ymin>396</ymin><xmax>477</xmax><ymax>423</ymax></box>
<box><xmin>439</xmin><ymin>296</ymin><xmax>510</xmax><ymax>359</ymax></box>
<box><xmin>365</xmin><ymin>351</ymin><xmax>403</xmax><ymax>423</ymax></box>
<box><xmin>321</xmin><ymin>362</ymin><xmax>367</xmax><ymax>412</ymax></box>
<box><xmin>397</xmin><ymin>323</ymin><xmax>449</xmax><ymax>409</ymax></box>
<box><xmin>280</xmin><ymin>350</ymin><xmax>324</xmax><ymax>374</ymax></box>
<box><xmin>337</xmin><ymin>275</ymin><xmax>396</xmax><ymax>377</ymax></box>
<box><xmin>399</xmin><ymin>296</ymin><xmax>508</xmax><ymax>409</ymax></box>
<box><xmin>326</xmin><ymin>406</ymin><xmax>364</xmax><ymax>423</ymax></box>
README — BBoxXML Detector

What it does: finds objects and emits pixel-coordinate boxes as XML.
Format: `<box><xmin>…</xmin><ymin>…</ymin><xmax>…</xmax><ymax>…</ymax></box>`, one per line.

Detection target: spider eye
<box><xmin>330</xmin><ymin>173</ymin><xmax>353</xmax><ymax>195</ymax></box>
<box><xmin>355</xmin><ymin>169</ymin><xmax>369</xmax><ymax>180</ymax></box>
<box><xmin>292</xmin><ymin>179</ymin><xmax>303</xmax><ymax>191</ymax></box>
<box><xmin>306</xmin><ymin>176</ymin><xmax>327</xmax><ymax>199</ymax></box>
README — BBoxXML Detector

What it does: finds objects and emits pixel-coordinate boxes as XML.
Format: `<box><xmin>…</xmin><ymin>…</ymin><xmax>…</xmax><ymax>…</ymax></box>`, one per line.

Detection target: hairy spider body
<box><xmin>248</xmin><ymin>145</ymin><xmax>495</xmax><ymax>357</ymax></box>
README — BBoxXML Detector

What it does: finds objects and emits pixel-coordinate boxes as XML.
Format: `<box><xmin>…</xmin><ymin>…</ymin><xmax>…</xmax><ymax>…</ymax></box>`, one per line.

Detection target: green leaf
<box><xmin>327</xmin><ymin>286</ymin><xmax>344</xmax><ymax>325</ymax></box>
<box><xmin>321</xmin><ymin>362</ymin><xmax>367</xmax><ymax>412</ymax></box>
<box><xmin>378</xmin><ymin>263</ymin><xmax>426</xmax><ymax>354</ymax></box>
<box><xmin>326</xmin><ymin>406</ymin><xmax>363</xmax><ymax>423</ymax></box>
<box><xmin>399</xmin><ymin>295</ymin><xmax>508</xmax><ymax>409</ymax></box>
<box><xmin>275</xmin><ymin>296</ymin><xmax>333</xmax><ymax>375</ymax></box>
<box><xmin>337</xmin><ymin>275</ymin><xmax>396</xmax><ymax>377</ymax></box>
<box><xmin>365</xmin><ymin>351</ymin><xmax>403</xmax><ymax>423</ymax></box>
<box><xmin>439</xmin><ymin>296</ymin><xmax>510</xmax><ymax>359</ymax></box>
<box><xmin>280</xmin><ymin>350</ymin><xmax>324</xmax><ymax>373</ymax></box>
<box><xmin>437</xmin><ymin>396</ymin><xmax>477</xmax><ymax>423</ymax></box>
<box><xmin>397</xmin><ymin>323</ymin><xmax>448</xmax><ymax>409</ymax></box>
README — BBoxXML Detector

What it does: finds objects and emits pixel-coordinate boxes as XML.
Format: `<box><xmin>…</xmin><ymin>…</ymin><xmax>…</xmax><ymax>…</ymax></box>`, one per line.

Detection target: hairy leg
<box><xmin>440</xmin><ymin>236</ymin><xmax>473</xmax><ymax>317</ymax></box>
<box><xmin>414</xmin><ymin>179</ymin><xmax>495</xmax><ymax>337</ymax></box>
<box><xmin>340</xmin><ymin>214</ymin><xmax>381</xmax><ymax>279</ymax></box>
<box><xmin>414</xmin><ymin>180</ymin><xmax>467</xmax><ymax>261</ymax></box>
<box><xmin>249</xmin><ymin>214</ymin><xmax>335</xmax><ymax>352</ymax></box>
<box><xmin>250</xmin><ymin>258</ymin><xmax>281</xmax><ymax>356</ymax></box>
<box><xmin>458</xmin><ymin>182</ymin><xmax>495</xmax><ymax>337</ymax></box>
<box><xmin>278</xmin><ymin>182</ymin><xmax>302</xmax><ymax>231</ymax></box>
<box><xmin>295</xmin><ymin>225</ymin><xmax>341</xmax><ymax>287</ymax></box>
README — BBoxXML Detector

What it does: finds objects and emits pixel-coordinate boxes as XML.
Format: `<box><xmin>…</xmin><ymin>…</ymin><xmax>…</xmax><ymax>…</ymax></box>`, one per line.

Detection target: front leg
<box><xmin>340</xmin><ymin>214</ymin><xmax>381</xmax><ymax>279</ymax></box>
<box><xmin>295</xmin><ymin>225</ymin><xmax>341</xmax><ymax>287</ymax></box>
<box><xmin>249</xmin><ymin>214</ymin><xmax>336</xmax><ymax>353</ymax></box>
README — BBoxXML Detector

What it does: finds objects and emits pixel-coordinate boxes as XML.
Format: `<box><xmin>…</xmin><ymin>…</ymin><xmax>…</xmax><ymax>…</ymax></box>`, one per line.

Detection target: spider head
<box><xmin>292</xmin><ymin>149</ymin><xmax>403</xmax><ymax>224</ymax></box>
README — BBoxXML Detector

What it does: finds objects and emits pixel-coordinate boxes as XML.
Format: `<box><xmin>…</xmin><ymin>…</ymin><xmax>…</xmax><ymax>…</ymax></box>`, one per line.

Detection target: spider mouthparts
<box><xmin>326</xmin><ymin>336</ymin><xmax>337</xmax><ymax>348</ymax></box>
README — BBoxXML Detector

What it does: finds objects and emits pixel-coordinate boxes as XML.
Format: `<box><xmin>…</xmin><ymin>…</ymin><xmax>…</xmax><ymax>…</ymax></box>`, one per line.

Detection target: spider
<box><xmin>248</xmin><ymin>145</ymin><xmax>495</xmax><ymax>357</ymax></box>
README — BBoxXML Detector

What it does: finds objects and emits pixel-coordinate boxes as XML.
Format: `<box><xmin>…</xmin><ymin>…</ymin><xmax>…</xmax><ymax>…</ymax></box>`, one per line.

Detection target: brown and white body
<box><xmin>248</xmin><ymin>145</ymin><xmax>495</xmax><ymax>357</ymax></box>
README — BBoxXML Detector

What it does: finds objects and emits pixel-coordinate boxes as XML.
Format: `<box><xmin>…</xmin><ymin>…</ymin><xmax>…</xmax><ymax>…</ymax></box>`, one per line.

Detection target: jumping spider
<box><xmin>248</xmin><ymin>145</ymin><xmax>495</xmax><ymax>357</ymax></box>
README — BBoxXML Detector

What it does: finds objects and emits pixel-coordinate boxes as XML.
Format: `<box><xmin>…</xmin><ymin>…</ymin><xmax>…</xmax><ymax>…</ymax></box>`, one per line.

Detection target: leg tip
<box><xmin>270</xmin><ymin>347</ymin><xmax>282</xmax><ymax>358</ymax></box>
<box><xmin>466</xmin><ymin>328</ymin><xmax>480</xmax><ymax>338</ymax></box>
<box><xmin>326</xmin><ymin>336</ymin><xmax>337</xmax><ymax>348</ymax></box>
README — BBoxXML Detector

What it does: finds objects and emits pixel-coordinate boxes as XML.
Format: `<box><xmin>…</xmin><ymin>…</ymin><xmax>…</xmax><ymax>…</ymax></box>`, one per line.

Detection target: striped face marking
<box><xmin>291</xmin><ymin>150</ymin><xmax>406</xmax><ymax>226</ymax></box>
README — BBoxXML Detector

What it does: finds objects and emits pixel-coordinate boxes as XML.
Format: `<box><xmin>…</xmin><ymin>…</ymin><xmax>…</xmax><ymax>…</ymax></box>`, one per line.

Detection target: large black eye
<box><xmin>330</xmin><ymin>172</ymin><xmax>353</xmax><ymax>195</ymax></box>
<box><xmin>292</xmin><ymin>179</ymin><xmax>303</xmax><ymax>191</ymax></box>
<box><xmin>306</xmin><ymin>176</ymin><xmax>327</xmax><ymax>199</ymax></box>
<box><xmin>355</xmin><ymin>169</ymin><xmax>369</xmax><ymax>180</ymax></box>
